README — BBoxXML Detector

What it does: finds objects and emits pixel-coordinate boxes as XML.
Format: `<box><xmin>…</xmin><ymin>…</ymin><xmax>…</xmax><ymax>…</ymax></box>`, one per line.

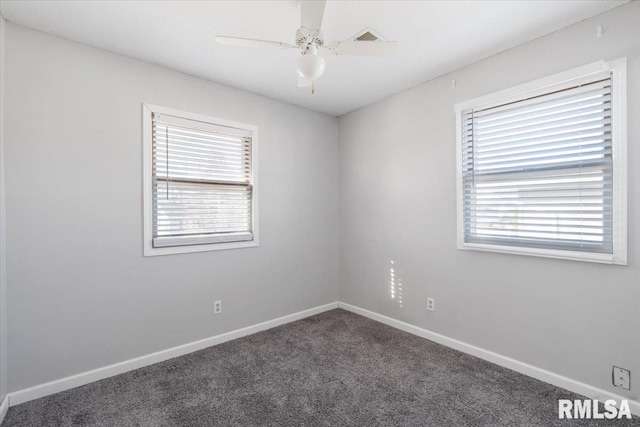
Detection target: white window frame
<box><xmin>455</xmin><ymin>59</ymin><xmax>627</xmax><ymax>265</ymax></box>
<box><xmin>142</xmin><ymin>104</ymin><xmax>259</xmax><ymax>256</ymax></box>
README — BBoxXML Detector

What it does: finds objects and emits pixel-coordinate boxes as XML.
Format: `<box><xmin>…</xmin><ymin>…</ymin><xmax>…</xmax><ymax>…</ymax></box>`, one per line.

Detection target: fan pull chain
<box><xmin>312</xmin><ymin>80</ymin><xmax>315</xmax><ymax>95</ymax></box>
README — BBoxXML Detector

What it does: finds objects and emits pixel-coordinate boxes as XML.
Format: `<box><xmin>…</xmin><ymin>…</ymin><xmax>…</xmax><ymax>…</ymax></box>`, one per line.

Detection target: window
<box><xmin>455</xmin><ymin>59</ymin><xmax>627</xmax><ymax>264</ymax></box>
<box><xmin>143</xmin><ymin>104</ymin><xmax>258</xmax><ymax>256</ymax></box>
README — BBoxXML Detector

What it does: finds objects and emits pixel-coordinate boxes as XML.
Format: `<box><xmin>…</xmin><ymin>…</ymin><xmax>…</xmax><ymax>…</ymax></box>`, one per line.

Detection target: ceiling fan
<box><xmin>215</xmin><ymin>0</ymin><xmax>398</xmax><ymax>93</ymax></box>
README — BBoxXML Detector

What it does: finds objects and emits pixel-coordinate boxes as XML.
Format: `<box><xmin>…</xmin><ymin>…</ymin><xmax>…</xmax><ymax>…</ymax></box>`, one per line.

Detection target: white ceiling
<box><xmin>0</xmin><ymin>0</ymin><xmax>629</xmax><ymax>116</ymax></box>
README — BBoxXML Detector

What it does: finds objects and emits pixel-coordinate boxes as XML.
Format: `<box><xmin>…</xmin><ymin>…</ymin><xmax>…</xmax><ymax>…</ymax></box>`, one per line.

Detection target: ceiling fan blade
<box><xmin>298</xmin><ymin>76</ymin><xmax>313</xmax><ymax>87</ymax></box>
<box><xmin>215</xmin><ymin>36</ymin><xmax>293</xmax><ymax>50</ymax></box>
<box><xmin>329</xmin><ymin>41</ymin><xmax>398</xmax><ymax>57</ymax></box>
<box><xmin>300</xmin><ymin>0</ymin><xmax>327</xmax><ymax>30</ymax></box>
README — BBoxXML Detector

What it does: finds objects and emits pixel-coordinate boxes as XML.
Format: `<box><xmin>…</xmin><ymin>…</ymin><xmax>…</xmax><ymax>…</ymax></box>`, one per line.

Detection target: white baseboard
<box><xmin>8</xmin><ymin>302</ymin><xmax>339</xmax><ymax>407</ymax></box>
<box><xmin>338</xmin><ymin>302</ymin><xmax>640</xmax><ymax>417</ymax></box>
<box><xmin>0</xmin><ymin>395</ymin><xmax>8</xmax><ymax>425</ymax></box>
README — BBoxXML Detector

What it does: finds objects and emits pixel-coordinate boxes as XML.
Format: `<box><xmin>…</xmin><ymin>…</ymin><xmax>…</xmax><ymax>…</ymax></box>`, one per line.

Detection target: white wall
<box><xmin>339</xmin><ymin>1</ymin><xmax>640</xmax><ymax>403</ymax></box>
<box><xmin>0</xmin><ymin>13</ymin><xmax>8</xmax><ymax>404</ymax></box>
<box><xmin>4</xmin><ymin>23</ymin><xmax>339</xmax><ymax>392</ymax></box>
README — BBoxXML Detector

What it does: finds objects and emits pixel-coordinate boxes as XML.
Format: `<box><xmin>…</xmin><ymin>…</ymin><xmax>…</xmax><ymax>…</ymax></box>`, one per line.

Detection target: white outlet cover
<box><xmin>427</xmin><ymin>298</ymin><xmax>435</xmax><ymax>312</ymax></box>
<box><xmin>214</xmin><ymin>300</ymin><xmax>222</xmax><ymax>314</ymax></box>
<box><xmin>613</xmin><ymin>366</ymin><xmax>630</xmax><ymax>390</ymax></box>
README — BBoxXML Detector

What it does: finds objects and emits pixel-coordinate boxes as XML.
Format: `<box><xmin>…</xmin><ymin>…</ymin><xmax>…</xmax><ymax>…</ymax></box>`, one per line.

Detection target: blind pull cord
<box><xmin>165</xmin><ymin>126</ymin><xmax>169</xmax><ymax>200</ymax></box>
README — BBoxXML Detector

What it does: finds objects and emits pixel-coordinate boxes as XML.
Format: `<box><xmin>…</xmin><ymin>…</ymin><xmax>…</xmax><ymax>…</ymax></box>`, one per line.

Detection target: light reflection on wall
<box><xmin>390</xmin><ymin>260</ymin><xmax>403</xmax><ymax>308</ymax></box>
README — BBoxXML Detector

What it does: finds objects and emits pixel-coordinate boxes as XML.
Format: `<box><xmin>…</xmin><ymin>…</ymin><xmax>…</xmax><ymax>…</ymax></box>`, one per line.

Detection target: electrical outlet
<box><xmin>427</xmin><ymin>297</ymin><xmax>435</xmax><ymax>312</ymax></box>
<box><xmin>613</xmin><ymin>366</ymin><xmax>630</xmax><ymax>390</ymax></box>
<box><xmin>213</xmin><ymin>300</ymin><xmax>222</xmax><ymax>315</ymax></box>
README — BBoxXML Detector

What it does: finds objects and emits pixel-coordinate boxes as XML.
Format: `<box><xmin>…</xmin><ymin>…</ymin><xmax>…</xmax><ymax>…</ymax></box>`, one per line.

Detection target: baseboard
<box><xmin>338</xmin><ymin>301</ymin><xmax>640</xmax><ymax>417</ymax></box>
<box><xmin>8</xmin><ymin>301</ymin><xmax>339</xmax><ymax>407</ymax></box>
<box><xmin>0</xmin><ymin>395</ymin><xmax>8</xmax><ymax>425</ymax></box>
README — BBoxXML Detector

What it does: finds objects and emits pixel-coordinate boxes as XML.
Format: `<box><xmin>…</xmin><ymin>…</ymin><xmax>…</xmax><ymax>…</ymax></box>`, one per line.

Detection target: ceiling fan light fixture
<box><xmin>296</xmin><ymin>46</ymin><xmax>326</xmax><ymax>81</ymax></box>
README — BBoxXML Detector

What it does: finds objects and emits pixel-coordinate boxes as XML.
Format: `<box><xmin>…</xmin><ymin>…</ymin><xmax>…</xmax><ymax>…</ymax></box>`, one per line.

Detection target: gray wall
<box><xmin>0</xmin><ymin>13</ymin><xmax>7</xmax><ymax>403</ymax></box>
<box><xmin>338</xmin><ymin>1</ymin><xmax>640</xmax><ymax>401</ymax></box>
<box><xmin>4</xmin><ymin>23</ymin><xmax>339</xmax><ymax>392</ymax></box>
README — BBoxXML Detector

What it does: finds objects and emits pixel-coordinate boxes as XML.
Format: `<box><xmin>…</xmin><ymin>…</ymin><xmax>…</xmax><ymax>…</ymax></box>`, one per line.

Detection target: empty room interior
<box><xmin>0</xmin><ymin>0</ymin><xmax>639</xmax><ymax>425</ymax></box>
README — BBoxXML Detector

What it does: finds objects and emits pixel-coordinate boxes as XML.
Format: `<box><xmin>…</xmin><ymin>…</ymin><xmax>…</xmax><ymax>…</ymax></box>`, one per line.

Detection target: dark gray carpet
<box><xmin>4</xmin><ymin>309</ymin><xmax>639</xmax><ymax>426</ymax></box>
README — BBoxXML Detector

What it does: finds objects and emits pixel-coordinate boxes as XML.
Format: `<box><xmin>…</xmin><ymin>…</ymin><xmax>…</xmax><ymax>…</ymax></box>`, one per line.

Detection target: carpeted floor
<box><xmin>4</xmin><ymin>309</ymin><xmax>639</xmax><ymax>426</ymax></box>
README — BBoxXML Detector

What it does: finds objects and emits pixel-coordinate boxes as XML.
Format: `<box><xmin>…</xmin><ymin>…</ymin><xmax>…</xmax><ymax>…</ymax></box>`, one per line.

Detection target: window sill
<box><xmin>458</xmin><ymin>242</ymin><xmax>626</xmax><ymax>266</ymax></box>
<box><xmin>144</xmin><ymin>239</ymin><xmax>259</xmax><ymax>257</ymax></box>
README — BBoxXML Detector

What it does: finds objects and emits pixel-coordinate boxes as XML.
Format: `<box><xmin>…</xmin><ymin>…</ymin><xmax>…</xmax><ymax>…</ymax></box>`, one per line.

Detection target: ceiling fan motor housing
<box><xmin>296</xmin><ymin>27</ymin><xmax>324</xmax><ymax>49</ymax></box>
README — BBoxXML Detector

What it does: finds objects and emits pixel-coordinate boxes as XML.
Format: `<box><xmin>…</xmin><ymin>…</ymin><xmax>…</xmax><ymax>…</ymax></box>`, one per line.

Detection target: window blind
<box><xmin>461</xmin><ymin>76</ymin><xmax>613</xmax><ymax>254</ymax></box>
<box><xmin>152</xmin><ymin>113</ymin><xmax>253</xmax><ymax>248</ymax></box>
